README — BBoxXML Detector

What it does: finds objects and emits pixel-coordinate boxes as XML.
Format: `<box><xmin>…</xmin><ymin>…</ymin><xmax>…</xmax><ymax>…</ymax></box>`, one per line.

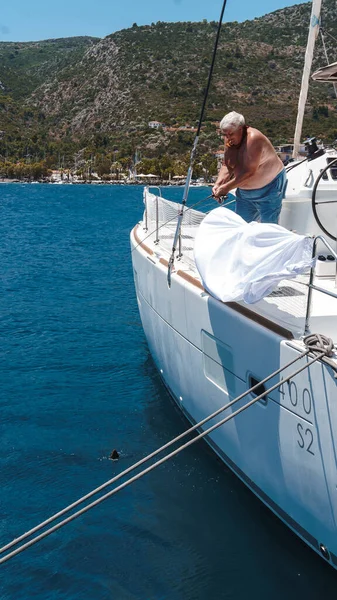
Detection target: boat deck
<box><xmin>136</xmin><ymin>218</ymin><xmax>337</xmax><ymax>342</ymax></box>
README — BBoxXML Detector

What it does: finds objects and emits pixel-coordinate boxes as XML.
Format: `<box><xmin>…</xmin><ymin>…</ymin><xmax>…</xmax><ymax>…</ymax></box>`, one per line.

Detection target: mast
<box><xmin>292</xmin><ymin>0</ymin><xmax>322</xmax><ymax>159</ymax></box>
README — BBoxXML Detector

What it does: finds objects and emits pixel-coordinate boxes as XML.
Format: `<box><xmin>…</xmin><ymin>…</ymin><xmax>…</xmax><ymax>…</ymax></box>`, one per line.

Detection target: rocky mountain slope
<box><xmin>0</xmin><ymin>0</ymin><xmax>336</xmax><ymax>167</ymax></box>
<box><xmin>0</xmin><ymin>37</ymin><xmax>98</xmax><ymax>99</ymax></box>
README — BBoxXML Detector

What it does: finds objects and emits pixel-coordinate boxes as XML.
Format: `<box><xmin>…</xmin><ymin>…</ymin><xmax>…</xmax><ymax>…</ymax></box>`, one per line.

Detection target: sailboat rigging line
<box><xmin>321</xmin><ymin>28</ymin><xmax>337</xmax><ymax>45</ymax></box>
<box><xmin>167</xmin><ymin>0</ymin><xmax>228</xmax><ymax>287</ymax></box>
<box><xmin>319</xmin><ymin>28</ymin><xmax>337</xmax><ymax>99</ymax></box>
<box><xmin>1</xmin><ymin>340</ymin><xmax>332</xmax><ymax>565</ymax></box>
<box><xmin>194</xmin><ymin>1</ymin><xmax>228</xmax><ymax>139</ymax></box>
<box><xmin>319</xmin><ymin>15</ymin><xmax>337</xmax><ymax>47</ymax></box>
<box><xmin>285</xmin><ymin>157</ymin><xmax>308</xmax><ymax>173</ymax></box>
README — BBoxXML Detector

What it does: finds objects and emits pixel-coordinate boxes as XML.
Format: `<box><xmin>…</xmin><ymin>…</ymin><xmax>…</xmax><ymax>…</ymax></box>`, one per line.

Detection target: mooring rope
<box><xmin>303</xmin><ymin>333</ymin><xmax>333</xmax><ymax>356</ymax></box>
<box><xmin>1</xmin><ymin>334</ymin><xmax>333</xmax><ymax>565</ymax></box>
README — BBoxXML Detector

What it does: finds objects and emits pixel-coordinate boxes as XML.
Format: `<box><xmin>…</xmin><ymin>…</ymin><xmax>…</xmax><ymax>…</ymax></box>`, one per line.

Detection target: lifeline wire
<box><xmin>131</xmin><ymin>193</ymin><xmax>212</xmax><ymax>253</ymax></box>
<box><xmin>131</xmin><ymin>193</ymin><xmax>232</xmax><ymax>254</ymax></box>
<box><xmin>167</xmin><ymin>0</ymin><xmax>228</xmax><ymax>286</ymax></box>
<box><xmin>1</xmin><ymin>343</ymin><xmax>329</xmax><ymax>565</ymax></box>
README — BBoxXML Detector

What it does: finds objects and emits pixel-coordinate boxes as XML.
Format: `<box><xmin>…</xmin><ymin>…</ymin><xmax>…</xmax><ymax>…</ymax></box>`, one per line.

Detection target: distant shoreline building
<box><xmin>274</xmin><ymin>143</ymin><xmax>306</xmax><ymax>163</ymax></box>
<box><xmin>148</xmin><ymin>121</ymin><xmax>197</xmax><ymax>132</ymax></box>
<box><xmin>148</xmin><ymin>121</ymin><xmax>165</xmax><ymax>129</ymax></box>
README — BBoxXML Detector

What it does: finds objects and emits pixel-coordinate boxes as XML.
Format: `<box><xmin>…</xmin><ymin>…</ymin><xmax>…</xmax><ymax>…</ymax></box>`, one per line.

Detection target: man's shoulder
<box><xmin>247</xmin><ymin>127</ymin><xmax>264</xmax><ymax>140</ymax></box>
<box><xmin>247</xmin><ymin>127</ymin><xmax>268</xmax><ymax>147</ymax></box>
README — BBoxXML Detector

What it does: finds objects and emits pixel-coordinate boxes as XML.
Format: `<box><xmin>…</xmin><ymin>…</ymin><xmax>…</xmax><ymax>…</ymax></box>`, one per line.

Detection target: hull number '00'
<box><xmin>279</xmin><ymin>379</ymin><xmax>315</xmax><ymax>456</ymax></box>
<box><xmin>278</xmin><ymin>379</ymin><xmax>312</xmax><ymax>415</ymax></box>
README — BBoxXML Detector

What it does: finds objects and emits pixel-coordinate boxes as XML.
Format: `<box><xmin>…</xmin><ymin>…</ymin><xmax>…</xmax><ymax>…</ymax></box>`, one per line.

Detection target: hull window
<box><xmin>248</xmin><ymin>375</ymin><xmax>268</xmax><ymax>406</ymax></box>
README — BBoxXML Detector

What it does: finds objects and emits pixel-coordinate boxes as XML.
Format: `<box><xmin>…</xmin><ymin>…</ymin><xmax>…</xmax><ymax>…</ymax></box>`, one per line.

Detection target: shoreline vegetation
<box><xmin>0</xmin><ymin>176</ymin><xmax>212</xmax><ymax>186</ymax></box>
<box><xmin>0</xmin><ymin>180</ymin><xmax>213</xmax><ymax>186</ymax></box>
<box><xmin>0</xmin><ymin>145</ymin><xmax>314</xmax><ymax>185</ymax></box>
<box><xmin>0</xmin><ymin>157</ymin><xmax>218</xmax><ymax>185</ymax></box>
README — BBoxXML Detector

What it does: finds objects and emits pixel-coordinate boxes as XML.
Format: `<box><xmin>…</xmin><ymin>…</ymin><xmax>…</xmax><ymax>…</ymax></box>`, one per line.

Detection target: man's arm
<box><xmin>212</xmin><ymin>162</ymin><xmax>231</xmax><ymax>196</ymax></box>
<box><xmin>213</xmin><ymin>135</ymin><xmax>264</xmax><ymax>197</ymax></box>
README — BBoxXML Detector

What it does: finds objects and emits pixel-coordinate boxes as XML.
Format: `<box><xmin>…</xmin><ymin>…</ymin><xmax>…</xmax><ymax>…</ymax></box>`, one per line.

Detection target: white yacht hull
<box><xmin>131</xmin><ymin>224</ymin><xmax>337</xmax><ymax>568</ymax></box>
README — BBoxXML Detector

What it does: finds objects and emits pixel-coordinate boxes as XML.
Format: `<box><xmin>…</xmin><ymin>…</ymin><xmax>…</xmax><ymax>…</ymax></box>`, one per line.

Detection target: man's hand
<box><xmin>212</xmin><ymin>183</ymin><xmax>220</xmax><ymax>197</ymax></box>
<box><xmin>212</xmin><ymin>183</ymin><xmax>230</xmax><ymax>203</ymax></box>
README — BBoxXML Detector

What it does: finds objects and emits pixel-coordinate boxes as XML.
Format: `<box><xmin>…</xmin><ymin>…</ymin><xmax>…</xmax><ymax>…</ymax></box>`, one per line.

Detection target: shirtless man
<box><xmin>212</xmin><ymin>111</ymin><xmax>287</xmax><ymax>223</ymax></box>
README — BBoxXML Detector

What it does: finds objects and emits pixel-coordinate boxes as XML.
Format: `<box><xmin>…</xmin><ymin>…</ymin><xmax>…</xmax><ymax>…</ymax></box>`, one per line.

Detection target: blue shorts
<box><xmin>235</xmin><ymin>169</ymin><xmax>287</xmax><ymax>224</ymax></box>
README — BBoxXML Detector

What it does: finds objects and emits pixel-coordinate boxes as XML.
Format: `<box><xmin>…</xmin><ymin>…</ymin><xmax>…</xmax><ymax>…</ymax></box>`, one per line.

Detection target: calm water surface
<box><xmin>1</xmin><ymin>184</ymin><xmax>336</xmax><ymax>599</ymax></box>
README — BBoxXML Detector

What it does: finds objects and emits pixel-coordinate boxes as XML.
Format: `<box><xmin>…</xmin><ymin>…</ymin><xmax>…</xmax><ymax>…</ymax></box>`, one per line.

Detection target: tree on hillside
<box><xmin>96</xmin><ymin>158</ymin><xmax>111</xmax><ymax>177</ymax></box>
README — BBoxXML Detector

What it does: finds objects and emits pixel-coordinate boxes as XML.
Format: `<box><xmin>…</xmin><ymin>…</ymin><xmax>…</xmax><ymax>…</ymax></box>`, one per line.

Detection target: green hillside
<box><xmin>0</xmin><ymin>0</ymin><xmax>336</xmax><ymax>175</ymax></box>
<box><xmin>0</xmin><ymin>37</ymin><xmax>98</xmax><ymax>99</ymax></box>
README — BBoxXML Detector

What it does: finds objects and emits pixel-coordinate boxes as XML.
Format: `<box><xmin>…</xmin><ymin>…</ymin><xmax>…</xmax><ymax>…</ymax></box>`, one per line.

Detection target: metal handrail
<box><xmin>148</xmin><ymin>186</ymin><xmax>162</xmax><ymax>197</ymax></box>
<box><xmin>143</xmin><ymin>195</ymin><xmax>148</xmax><ymax>232</ymax></box>
<box><xmin>305</xmin><ymin>235</ymin><xmax>337</xmax><ymax>333</ymax></box>
<box><xmin>155</xmin><ymin>195</ymin><xmax>159</xmax><ymax>244</ymax></box>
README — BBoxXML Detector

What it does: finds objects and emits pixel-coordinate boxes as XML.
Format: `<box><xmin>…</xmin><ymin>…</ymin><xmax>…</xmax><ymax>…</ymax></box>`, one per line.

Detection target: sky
<box><xmin>0</xmin><ymin>0</ymin><xmax>306</xmax><ymax>43</ymax></box>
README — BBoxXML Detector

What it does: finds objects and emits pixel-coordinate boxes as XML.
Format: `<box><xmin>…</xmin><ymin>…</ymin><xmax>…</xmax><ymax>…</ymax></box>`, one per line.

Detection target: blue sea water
<box><xmin>0</xmin><ymin>183</ymin><xmax>336</xmax><ymax>599</ymax></box>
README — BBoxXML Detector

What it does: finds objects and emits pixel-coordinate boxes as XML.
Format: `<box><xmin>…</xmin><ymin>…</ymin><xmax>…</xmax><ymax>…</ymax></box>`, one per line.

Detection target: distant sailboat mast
<box><xmin>132</xmin><ymin>149</ymin><xmax>140</xmax><ymax>180</ymax></box>
<box><xmin>292</xmin><ymin>0</ymin><xmax>322</xmax><ymax>159</ymax></box>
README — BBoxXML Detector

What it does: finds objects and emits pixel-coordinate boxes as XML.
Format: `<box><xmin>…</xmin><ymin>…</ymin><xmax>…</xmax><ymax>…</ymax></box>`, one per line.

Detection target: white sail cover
<box><xmin>194</xmin><ymin>207</ymin><xmax>314</xmax><ymax>304</ymax></box>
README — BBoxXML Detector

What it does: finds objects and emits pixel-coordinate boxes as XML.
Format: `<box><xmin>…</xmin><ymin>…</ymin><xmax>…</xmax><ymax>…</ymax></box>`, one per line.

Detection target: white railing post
<box><xmin>155</xmin><ymin>196</ymin><xmax>159</xmax><ymax>244</ymax></box>
<box><xmin>304</xmin><ymin>238</ymin><xmax>317</xmax><ymax>334</ymax></box>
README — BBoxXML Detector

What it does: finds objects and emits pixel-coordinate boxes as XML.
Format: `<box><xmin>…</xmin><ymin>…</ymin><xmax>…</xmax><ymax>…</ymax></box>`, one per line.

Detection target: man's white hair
<box><xmin>220</xmin><ymin>111</ymin><xmax>245</xmax><ymax>131</ymax></box>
